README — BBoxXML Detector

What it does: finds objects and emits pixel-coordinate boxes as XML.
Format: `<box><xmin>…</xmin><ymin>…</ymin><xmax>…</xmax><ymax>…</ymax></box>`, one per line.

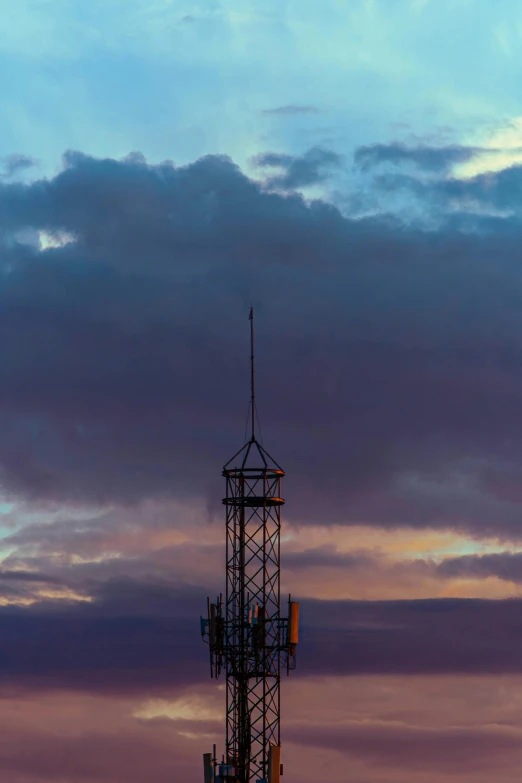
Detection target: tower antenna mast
<box><xmin>201</xmin><ymin>311</ymin><xmax>300</xmax><ymax>783</ymax></box>
<box><xmin>250</xmin><ymin>307</ymin><xmax>255</xmax><ymax>442</ymax></box>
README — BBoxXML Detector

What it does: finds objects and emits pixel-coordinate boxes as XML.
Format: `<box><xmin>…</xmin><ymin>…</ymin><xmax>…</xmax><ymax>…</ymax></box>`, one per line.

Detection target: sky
<box><xmin>4</xmin><ymin>0</ymin><xmax>522</xmax><ymax>781</ymax></box>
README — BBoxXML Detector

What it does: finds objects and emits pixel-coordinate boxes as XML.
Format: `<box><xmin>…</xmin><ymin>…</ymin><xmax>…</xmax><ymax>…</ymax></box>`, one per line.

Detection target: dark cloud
<box><xmin>2</xmin><ymin>154</ymin><xmax>37</xmax><ymax>179</ymax></box>
<box><xmin>0</xmin><ymin>726</ymin><xmax>195</xmax><ymax>783</ymax></box>
<box><xmin>283</xmin><ymin>543</ymin><xmax>522</xmax><ymax>588</ymax></box>
<box><xmin>289</xmin><ymin>721</ymin><xmax>522</xmax><ymax>773</ymax></box>
<box><xmin>3</xmin><ymin>150</ymin><xmax>522</xmax><ymax>537</ymax></box>
<box><xmin>301</xmin><ymin>597</ymin><xmax>522</xmax><ymax>676</ymax></box>
<box><xmin>434</xmin><ymin>162</ymin><xmax>522</xmax><ymax>214</ymax></box>
<box><xmin>354</xmin><ymin>142</ymin><xmax>481</xmax><ymax>173</ymax></box>
<box><xmin>3</xmin><ymin>512</ymin><xmax>130</xmax><ymax>559</ymax></box>
<box><xmin>2</xmin><ymin>578</ymin><xmax>522</xmax><ymax>694</ymax></box>
<box><xmin>371</xmin><ymin>155</ymin><xmax>522</xmax><ymax>220</ymax></box>
<box><xmin>252</xmin><ymin>146</ymin><xmax>342</xmax><ymax>188</ymax></box>
<box><xmin>0</xmin><ymin>568</ymin><xmax>67</xmax><ymax>604</ymax></box>
<box><xmin>438</xmin><ymin>551</ymin><xmax>522</xmax><ymax>583</ymax></box>
<box><xmin>0</xmin><ymin>579</ymin><xmax>207</xmax><ymax>694</ymax></box>
<box><xmin>0</xmin><ymin>569</ymin><xmax>62</xmax><ymax>584</ymax></box>
<box><xmin>261</xmin><ymin>106</ymin><xmax>320</xmax><ymax>116</ymax></box>
<box><xmin>284</xmin><ymin>546</ymin><xmax>373</xmax><ymax>571</ymax></box>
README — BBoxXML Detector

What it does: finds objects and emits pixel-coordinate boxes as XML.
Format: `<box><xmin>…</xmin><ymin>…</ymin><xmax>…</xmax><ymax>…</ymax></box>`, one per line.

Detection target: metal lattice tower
<box><xmin>201</xmin><ymin>309</ymin><xmax>299</xmax><ymax>783</ymax></box>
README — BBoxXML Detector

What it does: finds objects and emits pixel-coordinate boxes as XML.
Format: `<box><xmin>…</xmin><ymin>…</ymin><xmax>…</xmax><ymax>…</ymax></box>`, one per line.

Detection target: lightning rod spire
<box><xmin>249</xmin><ymin>307</ymin><xmax>255</xmax><ymax>442</ymax></box>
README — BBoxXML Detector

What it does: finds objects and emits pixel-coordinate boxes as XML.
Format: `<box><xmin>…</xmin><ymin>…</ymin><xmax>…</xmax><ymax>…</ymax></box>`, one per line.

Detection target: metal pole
<box><xmin>250</xmin><ymin>307</ymin><xmax>255</xmax><ymax>442</ymax></box>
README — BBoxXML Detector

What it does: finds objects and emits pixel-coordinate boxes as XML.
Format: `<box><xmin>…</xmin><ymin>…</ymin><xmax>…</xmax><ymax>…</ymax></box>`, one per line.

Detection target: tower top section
<box><xmin>223</xmin><ymin>308</ymin><xmax>284</xmax><ymax>476</ymax></box>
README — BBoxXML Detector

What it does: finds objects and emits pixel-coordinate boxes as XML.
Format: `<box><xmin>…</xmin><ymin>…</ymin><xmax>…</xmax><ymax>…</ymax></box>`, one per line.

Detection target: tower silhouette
<box><xmin>201</xmin><ymin>309</ymin><xmax>299</xmax><ymax>783</ymax></box>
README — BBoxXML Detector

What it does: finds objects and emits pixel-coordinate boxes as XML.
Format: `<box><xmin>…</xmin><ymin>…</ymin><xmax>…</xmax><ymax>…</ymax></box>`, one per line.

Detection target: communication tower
<box><xmin>201</xmin><ymin>309</ymin><xmax>299</xmax><ymax>783</ymax></box>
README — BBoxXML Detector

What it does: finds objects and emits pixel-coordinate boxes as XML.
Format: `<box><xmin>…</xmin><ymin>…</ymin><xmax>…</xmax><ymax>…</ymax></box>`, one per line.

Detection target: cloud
<box><xmin>2</xmin><ymin>511</ymin><xmax>518</xmax><ymax>610</ymax></box>
<box><xmin>0</xmin><ymin>569</ymin><xmax>63</xmax><ymax>584</ymax></box>
<box><xmin>0</xmin><ymin>676</ymin><xmax>519</xmax><ymax>783</ymax></box>
<box><xmin>284</xmin><ymin>546</ymin><xmax>373</xmax><ymax>571</ymax></box>
<box><xmin>366</xmin><ymin>147</ymin><xmax>522</xmax><ymax>220</ymax></box>
<box><xmin>437</xmin><ymin>162</ymin><xmax>522</xmax><ymax>214</ymax></box>
<box><xmin>301</xmin><ymin>596</ymin><xmax>522</xmax><ymax>676</ymax></box>
<box><xmin>0</xmin><ymin>579</ymin><xmax>207</xmax><ymax>693</ymax></box>
<box><xmin>261</xmin><ymin>105</ymin><xmax>320</xmax><ymax>116</ymax></box>
<box><xmin>2</xmin><ymin>154</ymin><xmax>37</xmax><ymax>178</ymax></box>
<box><xmin>0</xmin><ymin>730</ymin><xmax>170</xmax><ymax>782</ymax></box>
<box><xmin>1</xmin><ymin>576</ymin><xmax>522</xmax><ymax>694</ymax></box>
<box><xmin>354</xmin><ymin>142</ymin><xmax>481</xmax><ymax>173</ymax></box>
<box><xmin>289</xmin><ymin>721</ymin><xmax>522</xmax><ymax>773</ymax></box>
<box><xmin>3</xmin><ymin>149</ymin><xmax>522</xmax><ymax>539</ymax></box>
<box><xmin>0</xmin><ymin>701</ymin><xmax>200</xmax><ymax>783</ymax></box>
<box><xmin>252</xmin><ymin>145</ymin><xmax>342</xmax><ymax>189</ymax></box>
<box><xmin>439</xmin><ymin>551</ymin><xmax>522</xmax><ymax>583</ymax></box>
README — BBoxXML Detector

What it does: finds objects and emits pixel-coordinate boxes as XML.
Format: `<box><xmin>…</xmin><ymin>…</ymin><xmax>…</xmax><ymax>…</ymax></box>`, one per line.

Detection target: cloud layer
<box><xmin>2</xmin><ymin>149</ymin><xmax>522</xmax><ymax>540</ymax></box>
<box><xmin>0</xmin><ymin>580</ymin><xmax>521</xmax><ymax>693</ymax></box>
<box><xmin>0</xmin><ymin>142</ymin><xmax>522</xmax><ymax>781</ymax></box>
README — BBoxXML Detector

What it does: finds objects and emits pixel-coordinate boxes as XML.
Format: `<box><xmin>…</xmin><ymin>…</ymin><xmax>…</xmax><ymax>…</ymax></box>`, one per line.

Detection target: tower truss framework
<box><xmin>201</xmin><ymin>310</ymin><xmax>299</xmax><ymax>783</ymax></box>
